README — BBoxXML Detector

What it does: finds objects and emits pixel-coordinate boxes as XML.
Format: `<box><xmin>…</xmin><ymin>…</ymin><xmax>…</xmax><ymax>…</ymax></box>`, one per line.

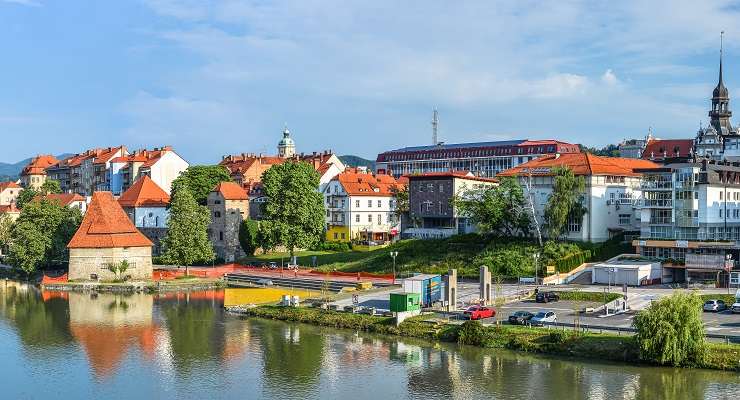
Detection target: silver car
<box><xmin>530</xmin><ymin>311</ymin><xmax>557</xmax><ymax>326</ymax></box>
<box><xmin>703</xmin><ymin>299</ymin><xmax>727</xmax><ymax>312</ymax></box>
<box><xmin>731</xmin><ymin>302</ymin><xmax>740</xmax><ymax>314</ymax></box>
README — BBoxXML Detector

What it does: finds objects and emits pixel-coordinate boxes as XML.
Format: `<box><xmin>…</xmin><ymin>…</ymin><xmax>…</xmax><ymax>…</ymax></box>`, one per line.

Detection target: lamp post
<box><xmin>390</xmin><ymin>251</ymin><xmax>399</xmax><ymax>285</ymax></box>
<box><xmin>533</xmin><ymin>252</ymin><xmax>540</xmax><ymax>285</ymax></box>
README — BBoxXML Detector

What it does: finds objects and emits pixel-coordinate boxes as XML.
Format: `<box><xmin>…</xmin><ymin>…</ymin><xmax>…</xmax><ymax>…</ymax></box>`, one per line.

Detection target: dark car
<box><xmin>535</xmin><ymin>291</ymin><xmax>560</xmax><ymax>303</ymax></box>
<box><xmin>508</xmin><ymin>311</ymin><xmax>534</xmax><ymax>325</ymax></box>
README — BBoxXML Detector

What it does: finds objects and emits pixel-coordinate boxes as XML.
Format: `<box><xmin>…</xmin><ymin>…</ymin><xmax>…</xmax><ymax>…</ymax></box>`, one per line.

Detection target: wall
<box><xmin>148</xmin><ymin>151</ymin><xmax>189</xmax><ymax>195</ymax></box>
<box><xmin>207</xmin><ymin>192</ymin><xmax>249</xmax><ymax>262</ymax></box>
<box><xmin>68</xmin><ymin>246</ymin><xmax>153</xmax><ymax>281</ymax></box>
<box><xmin>0</xmin><ymin>187</ymin><xmax>20</xmax><ymax>206</ymax></box>
<box><xmin>133</xmin><ymin>206</ymin><xmax>168</xmax><ymax>228</ymax></box>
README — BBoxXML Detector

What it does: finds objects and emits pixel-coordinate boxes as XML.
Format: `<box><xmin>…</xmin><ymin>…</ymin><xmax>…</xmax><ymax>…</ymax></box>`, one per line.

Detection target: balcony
<box><xmin>641</xmin><ymin>181</ymin><xmax>672</xmax><ymax>190</ymax></box>
<box><xmin>643</xmin><ymin>199</ymin><xmax>672</xmax><ymax>208</ymax></box>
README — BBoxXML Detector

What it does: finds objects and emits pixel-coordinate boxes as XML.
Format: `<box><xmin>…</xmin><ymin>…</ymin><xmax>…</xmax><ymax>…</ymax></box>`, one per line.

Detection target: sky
<box><xmin>2</xmin><ymin>1</ymin><xmax>740</xmax><ymax>164</ymax></box>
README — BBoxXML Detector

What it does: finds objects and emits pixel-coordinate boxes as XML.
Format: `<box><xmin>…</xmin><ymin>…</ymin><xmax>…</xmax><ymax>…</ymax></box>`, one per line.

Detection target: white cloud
<box><xmin>601</xmin><ymin>69</ymin><xmax>618</xmax><ymax>86</ymax></box>
<box><xmin>2</xmin><ymin>0</ymin><xmax>41</xmax><ymax>7</ymax></box>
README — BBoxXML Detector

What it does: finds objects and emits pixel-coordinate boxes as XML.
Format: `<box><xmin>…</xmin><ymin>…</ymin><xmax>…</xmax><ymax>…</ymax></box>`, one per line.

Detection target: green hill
<box><xmin>339</xmin><ymin>155</ymin><xmax>376</xmax><ymax>171</ymax></box>
<box><xmin>0</xmin><ymin>153</ymin><xmax>71</xmax><ymax>181</ymax></box>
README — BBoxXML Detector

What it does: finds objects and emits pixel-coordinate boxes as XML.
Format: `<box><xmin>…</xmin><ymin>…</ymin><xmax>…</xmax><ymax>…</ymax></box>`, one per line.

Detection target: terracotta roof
<box><xmin>67</xmin><ymin>192</ymin><xmax>153</xmax><ymax>249</ymax></box>
<box><xmin>404</xmin><ymin>171</ymin><xmax>499</xmax><ymax>183</ymax></box>
<box><xmin>118</xmin><ymin>175</ymin><xmax>170</xmax><ymax>208</ymax></box>
<box><xmin>0</xmin><ymin>203</ymin><xmax>20</xmax><ymax>214</ymax></box>
<box><xmin>213</xmin><ymin>182</ymin><xmax>249</xmax><ymax>200</ymax></box>
<box><xmin>92</xmin><ymin>146</ymin><xmax>126</xmax><ymax>165</ymax></box>
<box><xmin>334</xmin><ymin>170</ymin><xmax>402</xmax><ymax>196</ymax></box>
<box><xmin>642</xmin><ymin>139</ymin><xmax>694</xmax><ymax>160</ymax></box>
<box><xmin>497</xmin><ymin>153</ymin><xmax>660</xmax><ymax>177</ymax></box>
<box><xmin>0</xmin><ymin>181</ymin><xmax>21</xmax><ymax>191</ymax></box>
<box><xmin>43</xmin><ymin>193</ymin><xmax>85</xmax><ymax>206</ymax></box>
<box><xmin>21</xmin><ymin>155</ymin><xmax>59</xmax><ymax>176</ymax></box>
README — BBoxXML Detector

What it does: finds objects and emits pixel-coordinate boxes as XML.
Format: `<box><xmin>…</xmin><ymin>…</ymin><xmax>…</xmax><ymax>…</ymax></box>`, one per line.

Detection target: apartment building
<box><xmin>20</xmin><ymin>155</ymin><xmax>59</xmax><ymax>190</ymax></box>
<box><xmin>207</xmin><ymin>182</ymin><xmax>249</xmax><ymax>262</ymax></box>
<box><xmin>322</xmin><ymin>168</ymin><xmax>404</xmax><ymax>243</ymax></box>
<box><xmin>118</xmin><ymin>176</ymin><xmax>171</xmax><ymax>256</ymax></box>
<box><xmin>498</xmin><ymin>153</ymin><xmax>659</xmax><ymax>242</ymax></box>
<box><xmin>108</xmin><ymin>146</ymin><xmax>188</xmax><ymax>196</ymax></box>
<box><xmin>46</xmin><ymin>147</ymin><xmax>127</xmax><ymax>196</ymax></box>
<box><xmin>634</xmin><ymin>159</ymin><xmax>740</xmax><ymax>283</ymax></box>
<box><xmin>404</xmin><ymin>172</ymin><xmax>497</xmax><ymax>239</ymax></box>
<box><xmin>0</xmin><ymin>181</ymin><xmax>22</xmax><ymax>206</ymax></box>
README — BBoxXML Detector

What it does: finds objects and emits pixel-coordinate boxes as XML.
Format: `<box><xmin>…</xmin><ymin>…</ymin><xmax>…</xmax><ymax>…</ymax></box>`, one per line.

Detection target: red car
<box><xmin>463</xmin><ymin>306</ymin><xmax>496</xmax><ymax>320</ymax></box>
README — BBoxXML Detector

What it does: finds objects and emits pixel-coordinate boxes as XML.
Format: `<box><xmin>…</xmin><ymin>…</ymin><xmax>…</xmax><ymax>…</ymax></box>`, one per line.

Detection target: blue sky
<box><xmin>2</xmin><ymin>0</ymin><xmax>740</xmax><ymax>164</ymax></box>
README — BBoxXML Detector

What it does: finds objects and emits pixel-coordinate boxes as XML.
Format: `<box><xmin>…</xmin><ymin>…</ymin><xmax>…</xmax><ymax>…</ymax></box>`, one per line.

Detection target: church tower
<box><xmin>277</xmin><ymin>126</ymin><xmax>296</xmax><ymax>158</ymax></box>
<box><xmin>709</xmin><ymin>31</ymin><xmax>733</xmax><ymax>135</ymax></box>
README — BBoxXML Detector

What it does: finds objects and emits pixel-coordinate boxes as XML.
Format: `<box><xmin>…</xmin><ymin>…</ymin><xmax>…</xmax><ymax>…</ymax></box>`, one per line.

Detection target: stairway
<box><xmin>223</xmin><ymin>273</ymin><xmax>393</xmax><ymax>293</ymax></box>
<box><xmin>568</xmin><ymin>270</ymin><xmax>593</xmax><ymax>285</ymax></box>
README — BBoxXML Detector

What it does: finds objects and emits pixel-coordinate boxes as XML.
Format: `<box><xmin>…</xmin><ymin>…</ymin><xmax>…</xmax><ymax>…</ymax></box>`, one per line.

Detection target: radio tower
<box><xmin>432</xmin><ymin>108</ymin><xmax>439</xmax><ymax>145</ymax></box>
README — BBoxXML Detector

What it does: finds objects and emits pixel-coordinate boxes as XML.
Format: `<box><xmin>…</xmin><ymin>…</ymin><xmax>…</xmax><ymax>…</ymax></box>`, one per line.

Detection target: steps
<box><xmin>223</xmin><ymin>273</ymin><xmax>393</xmax><ymax>293</ymax></box>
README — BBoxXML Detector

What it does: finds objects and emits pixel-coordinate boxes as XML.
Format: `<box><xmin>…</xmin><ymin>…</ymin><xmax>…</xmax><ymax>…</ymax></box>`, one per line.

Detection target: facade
<box><xmin>405</xmin><ymin>172</ymin><xmax>497</xmax><ymax>239</ymax></box>
<box><xmin>46</xmin><ymin>147</ymin><xmax>127</xmax><ymax>196</ymax></box>
<box><xmin>498</xmin><ymin>153</ymin><xmax>659</xmax><ymax>242</ymax></box>
<box><xmin>322</xmin><ymin>168</ymin><xmax>403</xmax><ymax>243</ymax></box>
<box><xmin>0</xmin><ymin>181</ymin><xmax>22</xmax><ymax>206</ymax></box>
<box><xmin>118</xmin><ymin>176</ymin><xmax>170</xmax><ymax>256</ymax></box>
<box><xmin>207</xmin><ymin>182</ymin><xmax>249</xmax><ymax>262</ymax></box>
<box><xmin>108</xmin><ymin>146</ymin><xmax>188</xmax><ymax>196</ymax></box>
<box><xmin>376</xmin><ymin>139</ymin><xmax>580</xmax><ymax>179</ymax></box>
<box><xmin>20</xmin><ymin>155</ymin><xmax>59</xmax><ymax>189</ymax></box>
<box><xmin>67</xmin><ymin>192</ymin><xmax>153</xmax><ymax>281</ymax></box>
<box><xmin>634</xmin><ymin>159</ymin><xmax>740</xmax><ymax>283</ymax></box>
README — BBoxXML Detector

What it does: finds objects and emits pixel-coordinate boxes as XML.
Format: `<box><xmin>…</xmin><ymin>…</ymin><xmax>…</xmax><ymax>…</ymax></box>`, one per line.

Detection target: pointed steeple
<box><xmin>709</xmin><ymin>31</ymin><xmax>733</xmax><ymax>134</ymax></box>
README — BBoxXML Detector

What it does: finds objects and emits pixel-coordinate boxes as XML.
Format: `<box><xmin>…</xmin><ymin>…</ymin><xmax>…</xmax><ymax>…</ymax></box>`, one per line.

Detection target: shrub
<box><xmin>311</xmin><ymin>241</ymin><xmax>351</xmax><ymax>252</ymax></box>
<box><xmin>457</xmin><ymin>321</ymin><xmax>489</xmax><ymax>346</ymax></box>
<box><xmin>633</xmin><ymin>292</ymin><xmax>706</xmax><ymax>366</ymax></box>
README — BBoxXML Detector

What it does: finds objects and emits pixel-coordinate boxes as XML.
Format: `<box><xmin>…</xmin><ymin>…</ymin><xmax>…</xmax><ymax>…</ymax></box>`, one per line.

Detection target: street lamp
<box><xmin>533</xmin><ymin>252</ymin><xmax>540</xmax><ymax>285</ymax></box>
<box><xmin>390</xmin><ymin>251</ymin><xmax>399</xmax><ymax>284</ymax></box>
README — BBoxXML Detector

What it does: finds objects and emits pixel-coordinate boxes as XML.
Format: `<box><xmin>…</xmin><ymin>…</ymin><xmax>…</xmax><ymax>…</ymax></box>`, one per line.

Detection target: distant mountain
<box><xmin>0</xmin><ymin>153</ymin><xmax>72</xmax><ymax>181</ymax></box>
<box><xmin>339</xmin><ymin>155</ymin><xmax>376</xmax><ymax>171</ymax></box>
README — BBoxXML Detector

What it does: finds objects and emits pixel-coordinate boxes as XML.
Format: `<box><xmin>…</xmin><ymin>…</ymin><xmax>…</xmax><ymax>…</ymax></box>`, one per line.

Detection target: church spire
<box><xmin>709</xmin><ymin>31</ymin><xmax>733</xmax><ymax>134</ymax></box>
<box><xmin>719</xmin><ymin>31</ymin><xmax>725</xmax><ymax>86</ymax></box>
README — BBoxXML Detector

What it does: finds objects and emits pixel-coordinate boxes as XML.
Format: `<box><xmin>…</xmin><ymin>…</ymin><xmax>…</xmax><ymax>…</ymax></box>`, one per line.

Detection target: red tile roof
<box><xmin>335</xmin><ymin>170</ymin><xmax>403</xmax><ymax>196</ymax></box>
<box><xmin>0</xmin><ymin>181</ymin><xmax>22</xmax><ymax>191</ymax></box>
<box><xmin>67</xmin><ymin>192</ymin><xmax>153</xmax><ymax>249</ymax></box>
<box><xmin>118</xmin><ymin>175</ymin><xmax>170</xmax><ymax>208</ymax></box>
<box><xmin>0</xmin><ymin>203</ymin><xmax>20</xmax><ymax>214</ymax></box>
<box><xmin>44</xmin><ymin>193</ymin><xmax>86</xmax><ymax>207</ymax></box>
<box><xmin>497</xmin><ymin>153</ymin><xmax>660</xmax><ymax>177</ymax></box>
<box><xmin>22</xmin><ymin>155</ymin><xmax>59</xmax><ymax>176</ymax></box>
<box><xmin>92</xmin><ymin>146</ymin><xmax>126</xmax><ymax>165</ymax></box>
<box><xmin>404</xmin><ymin>171</ymin><xmax>499</xmax><ymax>183</ymax></box>
<box><xmin>213</xmin><ymin>182</ymin><xmax>249</xmax><ymax>200</ymax></box>
<box><xmin>642</xmin><ymin>139</ymin><xmax>694</xmax><ymax>160</ymax></box>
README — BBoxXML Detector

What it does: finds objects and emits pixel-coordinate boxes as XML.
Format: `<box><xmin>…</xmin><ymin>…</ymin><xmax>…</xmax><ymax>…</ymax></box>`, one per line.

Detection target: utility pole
<box><xmin>432</xmin><ymin>108</ymin><xmax>439</xmax><ymax>146</ymax></box>
<box><xmin>390</xmin><ymin>251</ymin><xmax>399</xmax><ymax>285</ymax></box>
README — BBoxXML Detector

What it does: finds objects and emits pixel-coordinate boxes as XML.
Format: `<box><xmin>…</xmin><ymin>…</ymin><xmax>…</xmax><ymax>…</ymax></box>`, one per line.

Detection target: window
<box><xmin>368</xmin><ymin>200</ymin><xmax>372</xmax><ymax>208</ymax></box>
<box><xmin>219</xmin><ymin>231</ymin><xmax>223</xmax><ymax>241</ymax></box>
<box><xmin>334</xmin><ymin>232</ymin><xmax>338</xmax><ymax>239</ymax></box>
<box><xmin>720</xmin><ymin>191</ymin><xmax>724</xmax><ymax>200</ymax></box>
<box><xmin>720</xmin><ymin>209</ymin><xmax>723</xmax><ymax>218</ymax></box>
<box><xmin>618</xmin><ymin>214</ymin><xmax>630</xmax><ymax>225</ymax></box>
<box><xmin>214</xmin><ymin>211</ymin><xmax>221</xmax><ymax>218</ymax></box>
<box><xmin>567</xmin><ymin>214</ymin><xmax>581</xmax><ymax>232</ymax></box>
<box><xmin>439</xmin><ymin>184</ymin><xmax>444</xmax><ymax>193</ymax></box>
<box><xmin>377</xmin><ymin>200</ymin><xmax>382</xmax><ymax>207</ymax></box>
<box><xmin>355</xmin><ymin>200</ymin><xmax>360</xmax><ymax>208</ymax></box>
<box><xmin>368</xmin><ymin>214</ymin><xmax>373</xmax><ymax>222</ymax></box>
<box><xmin>355</xmin><ymin>214</ymin><xmax>360</xmax><ymax>222</ymax></box>
<box><xmin>214</xmin><ymin>200</ymin><xmax>222</xmax><ymax>205</ymax></box>
<box><xmin>378</xmin><ymin>214</ymin><xmax>382</xmax><ymax>224</ymax></box>
<box><xmin>341</xmin><ymin>233</ymin><xmax>345</xmax><ymax>239</ymax></box>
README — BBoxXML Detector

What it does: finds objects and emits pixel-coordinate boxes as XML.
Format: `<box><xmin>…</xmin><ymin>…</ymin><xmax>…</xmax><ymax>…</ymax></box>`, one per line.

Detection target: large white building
<box><xmin>498</xmin><ymin>153</ymin><xmax>660</xmax><ymax>242</ymax></box>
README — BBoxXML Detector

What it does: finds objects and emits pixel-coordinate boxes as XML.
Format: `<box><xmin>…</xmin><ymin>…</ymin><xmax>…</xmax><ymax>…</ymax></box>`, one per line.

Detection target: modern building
<box><xmin>108</xmin><ymin>146</ymin><xmax>188</xmax><ymax>196</ymax></box>
<box><xmin>404</xmin><ymin>171</ymin><xmax>497</xmax><ymax>239</ymax></box>
<box><xmin>67</xmin><ymin>192</ymin><xmax>153</xmax><ymax>281</ymax></box>
<box><xmin>46</xmin><ymin>147</ymin><xmax>127</xmax><ymax>196</ymax></box>
<box><xmin>376</xmin><ymin>139</ymin><xmax>580</xmax><ymax>179</ymax></box>
<box><xmin>0</xmin><ymin>181</ymin><xmax>22</xmax><ymax>206</ymax></box>
<box><xmin>207</xmin><ymin>182</ymin><xmax>249</xmax><ymax>262</ymax></box>
<box><xmin>20</xmin><ymin>155</ymin><xmax>59</xmax><ymax>190</ymax></box>
<box><xmin>498</xmin><ymin>153</ymin><xmax>659</xmax><ymax>242</ymax></box>
<box><xmin>118</xmin><ymin>176</ymin><xmax>171</xmax><ymax>256</ymax></box>
<box><xmin>322</xmin><ymin>168</ymin><xmax>404</xmax><ymax>243</ymax></box>
<box><xmin>634</xmin><ymin>159</ymin><xmax>740</xmax><ymax>283</ymax></box>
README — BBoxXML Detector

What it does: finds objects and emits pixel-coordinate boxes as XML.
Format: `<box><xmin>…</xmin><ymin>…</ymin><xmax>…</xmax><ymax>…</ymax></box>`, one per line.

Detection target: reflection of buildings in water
<box><xmin>222</xmin><ymin>317</ymin><xmax>253</xmax><ymax>365</ymax></box>
<box><xmin>67</xmin><ymin>292</ymin><xmax>160</xmax><ymax>378</ymax></box>
<box><xmin>259</xmin><ymin>322</ymin><xmax>325</xmax><ymax>396</ymax></box>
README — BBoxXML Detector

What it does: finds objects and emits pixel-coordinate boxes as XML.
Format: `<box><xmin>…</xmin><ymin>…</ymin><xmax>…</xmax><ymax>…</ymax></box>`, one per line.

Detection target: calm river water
<box><xmin>1</xmin><ymin>282</ymin><xmax>738</xmax><ymax>400</ymax></box>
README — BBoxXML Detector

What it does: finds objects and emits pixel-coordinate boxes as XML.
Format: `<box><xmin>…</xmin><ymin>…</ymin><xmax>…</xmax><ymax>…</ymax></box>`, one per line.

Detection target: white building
<box><xmin>498</xmin><ymin>153</ymin><xmax>659</xmax><ymax>242</ymax></box>
<box><xmin>108</xmin><ymin>146</ymin><xmax>188</xmax><ymax>196</ymax></box>
<box><xmin>118</xmin><ymin>175</ymin><xmax>171</xmax><ymax>256</ymax></box>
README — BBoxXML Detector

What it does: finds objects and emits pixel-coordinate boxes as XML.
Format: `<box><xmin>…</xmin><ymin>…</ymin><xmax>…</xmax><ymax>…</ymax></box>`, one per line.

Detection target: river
<box><xmin>0</xmin><ymin>282</ymin><xmax>738</xmax><ymax>399</ymax></box>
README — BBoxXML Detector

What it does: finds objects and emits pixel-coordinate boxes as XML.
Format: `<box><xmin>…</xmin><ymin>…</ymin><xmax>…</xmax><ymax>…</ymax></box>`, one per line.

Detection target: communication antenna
<box><xmin>432</xmin><ymin>108</ymin><xmax>439</xmax><ymax>145</ymax></box>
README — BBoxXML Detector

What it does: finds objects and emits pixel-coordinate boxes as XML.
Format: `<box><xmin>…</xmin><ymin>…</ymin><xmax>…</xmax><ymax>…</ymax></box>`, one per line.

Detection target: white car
<box><xmin>530</xmin><ymin>311</ymin><xmax>557</xmax><ymax>326</ymax></box>
<box><xmin>703</xmin><ymin>299</ymin><xmax>727</xmax><ymax>312</ymax></box>
<box><xmin>731</xmin><ymin>303</ymin><xmax>740</xmax><ymax>314</ymax></box>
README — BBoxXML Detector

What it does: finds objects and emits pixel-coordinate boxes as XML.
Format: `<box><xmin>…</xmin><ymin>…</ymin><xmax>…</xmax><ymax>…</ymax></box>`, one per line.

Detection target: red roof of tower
<box><xmin>118</xmin><ymin>175</ymin><xmax>170</xmax><ymax>208</ymax></box>
<box><xmin>67</xmin><ymin>192</ymin><xmax>152</xmax><ymax>249</ymax></box>
<box><xmin>213</xmin><ymin>181</ymin><xmax>249</xmax><ymax>200</ymax></box>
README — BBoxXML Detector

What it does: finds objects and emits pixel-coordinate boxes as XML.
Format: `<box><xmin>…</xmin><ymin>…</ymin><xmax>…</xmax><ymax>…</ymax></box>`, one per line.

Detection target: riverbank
<box><xmin>227</xmin><ymin>305</ymin><xmax>740</xmax><ymax>372</ymax></box>
<box><xmin>40</xmin><ymin>277</ymin><xmax>225</xmax><ymax>293</ymax></box>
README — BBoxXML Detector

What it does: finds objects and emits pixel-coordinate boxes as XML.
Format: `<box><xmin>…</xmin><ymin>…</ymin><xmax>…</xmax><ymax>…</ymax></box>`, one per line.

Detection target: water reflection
<box><xmin>0</xmin><ymin>281</ymin><xmax>738</xmax><ymax>400</ymax></box>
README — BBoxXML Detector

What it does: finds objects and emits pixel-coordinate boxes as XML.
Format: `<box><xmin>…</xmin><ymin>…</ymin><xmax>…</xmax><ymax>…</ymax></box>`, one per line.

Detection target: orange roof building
<box><xmin>20</xmin><ymin>154</ymin><xmax>59</xmax><ymax>190</ymax></box>
<box><xmin>118</xmin><ymin>175</ymin><xmax>170</xmax><ymax>208</ymax></box>
<box><xmin>207</xmin><ymin>182</ymin><xmax>249</xmax><ymax>262</ymax></box>
<box><xmin>498</xmin><ymin>153</ymin><xmax>660</xmax><ymax>242</ymax></box>
<box><xmin>117</xmin><ymin>176</ymin><xmax>171</xmax><ymax>256</ymax></box>
<box><xmin>0</xmin><ymin>202</ymin><xmax>21</xmax><ymax>223</ymax></box>
<box><xmin>67</xmin><ymin>192</ymin><xmax>153</xmax><ymax>281</ymax></box>
<box><xmin>42</xmin><ymin>193</ymin><xmax>87</xmax><ymax>213</ymax></box>
<box><xmin>0</xmin><ymin>181</ymin><xmax>22</xmax><ymax>206</ymax></box>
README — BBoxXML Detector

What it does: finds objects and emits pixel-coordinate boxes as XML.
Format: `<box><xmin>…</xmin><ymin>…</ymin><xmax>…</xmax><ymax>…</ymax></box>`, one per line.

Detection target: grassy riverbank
<box><xmin>231</xmin><ymin>305</ymin><xmax>740</xmax><ymax>371</ymax></box>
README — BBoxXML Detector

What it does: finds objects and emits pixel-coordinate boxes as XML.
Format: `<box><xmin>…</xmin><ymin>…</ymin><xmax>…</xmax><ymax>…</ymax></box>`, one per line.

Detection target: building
<box><xmin>404</xmin><ymin>172</ymin><xmax>497</xmax><ymax>239</ymax></box>
<box><xmin>45</xmin><ymin>193</ymin><xmax>87</xmax><ymax>214</ymax></box>
<box><xmin>20</xmin><ymin>155</ymin><xmax>59</xmax><ymax>189</ymax></box>
<box><xmin>108</xmin><ymin>146</ymin><xmax>188</xmax><ymax>196</ymax></box>
<box><xmin>67</xmin><ymin>192</ymin><xmax>153</xmax><ymax>281</ymax></box>
<box><xmin>322</xmin><ymin>168</ymin><xmax>404</xmax><ymax>243</ymax></box>
<box><xmin>118</xmin><ymin>176</ymin><xmax>170</xmax><ymax>256</ymax></box>
<box><xmin>0</xmin><ymin>181</ymin><xmax>22</xmax><ymax>206</ymax></box>
<box><xmin>591</xmin><ymin>255</ymin><xmax>663</xmax><ymax>286</ymax></box>
<box><xmin>207</xmin><ymin>182</ymin><xmax>249</xmax><ymax>262</ymax></box>
<box><xmin>376</xmin><ymin>139</ymin><xmax>580</xmax><ymax>179</ymax></box>
<box><xmin>46</xmin><ymin>147</ymin><xmax>127</xmax><ymax>196</ymax></box>
<box><xmin>277</xmin><ymin>127</ymin><xmax>296</xmax><ymax>158</ymax></box>
<box><xmin>642</xmin><ymin>138</ymin><xmax>695</xmax><ymax>163</ymax></box>
<box><xmin>498</xmin><ymin>153</ymin><xmax>659</xmax><ymax>242</ymax></box>
<box><xmin>0</xmin><ymin>203</ymin><xmax>20</xmax><ymax>222</ymax></box>
<box><xmin>634</xmin><ymin>159</ymin><xmax>740</xmax><ymax>283</ymax></box>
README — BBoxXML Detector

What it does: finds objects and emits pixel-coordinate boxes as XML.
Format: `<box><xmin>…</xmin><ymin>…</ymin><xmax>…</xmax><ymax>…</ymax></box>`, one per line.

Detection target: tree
<box><xmin>7</xmin><ymin>198</ymin><xmax>82</xmax><ymax>274</ymax></box>
<box><xmin>39</xmin><ymin>179</ymin><xmax>62</xmax><ymax>195</ymax></box>
<box><xmin>391</xmin><ymin>185</ymin><xmax>409</xmax><ymax>219</ymax></box>
<box><xmin>633</xmin><ymin>292</ymin><xmax>706</xmax><ymax>366</ymax></box>
<box><xmin>107</xmin><ymin>259</ymin><xmax>130</xmax><ymax>281</ymax></box>
<box><xmin>0</xmin><ymin>213</ymin><xmax>13</xmax><ymax>255</ymax></box>
<box><xmin>543</xmin><ymin>166</ymin><xmax>586</xmax><ymax>239</ymax></box>
<box><xmin>160</xmin><ymin>185</ymin><xmax>214</xmax><ymax>270</ymax></box>
<box><xmin>16</xmin><ymin>189</ymin><xmax>37</xmax><ymax>209</ymax></box>
<box><xmin>261</xmin><ymin>161</ymin><xmax>324</xmax><ymax>258</ymax></box>
<box><xmin>454</xmin><ymin>177</ymin><xmax>531</xmax><ymax>236</ymax></box>
<box><xmin>239</xmin><ymin>219</ymin><xmax>259</xmax><ymax>256</ymax></box>
<box><xmin>170</xmin><ymin>165</ymin><xmax>232</xmax><ymax>205</ymax></box>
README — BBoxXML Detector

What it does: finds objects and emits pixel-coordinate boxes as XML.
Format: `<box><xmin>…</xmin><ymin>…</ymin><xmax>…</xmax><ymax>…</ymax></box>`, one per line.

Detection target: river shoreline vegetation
<box><xmin>231</xmin><ymin>292</ymin><xmax>740</xmax><ymax>372</ymax></box>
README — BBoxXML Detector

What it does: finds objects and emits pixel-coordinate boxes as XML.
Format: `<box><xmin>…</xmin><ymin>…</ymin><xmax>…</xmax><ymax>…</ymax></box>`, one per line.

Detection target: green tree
<box><xmin>238</xmin><ymin>219</ymin><xmax>259</xmax><ymax>256</ymax></box>
<box><xmin>543</xmin><ymin>166</ymin><xmax>586</xmax><ymax>239</ymax></box>
<box><xmin>39</xmin><ymin>179</ymin><xmax>62</xmax><ymax>195</ymax></box>
<box><xmin>160</xmin><ymin>186</ymin><xmax>214</xmax><ymax>269</ymax></box>
<box><xmin>171</xmin><ymin>165</ymin><xmax>232</xmax><ymax>205</ymax></box>
<box><xmin>256</xmin><ymin>220</ymin><xmax>277</xmax><ymax>254</ymax></box>
<box><xmin>633</xmin><ymin>292</ymin><xmax>706</xmax><ymax>366</ymax></box>
<box><xmin>8</xmin><ymin>222</ymin><xmax>47</xmax><ymax>274</ymax></box>
<box><xmin>454</xmin><ymin>177</ymin><xmax>531</xmax><ymax>236</ymax></box>
<box><xmin>261</xmin><ymin>161</ymin><xmax>324</xmax><ymax>257</ymax></box>
<box><xmin>0</xmin><ymin>213</ymin><xmax>13</xmax><ymax>255</ymax></box>
<box><xmin>391</xmin><ymin>185</ymin><xmax>409</xmax><ymax>219</ymax></box>
<box><xmin>15</xmin><ymin>188</ymin><xmax>37</xmax><ymax>209</ymax></box>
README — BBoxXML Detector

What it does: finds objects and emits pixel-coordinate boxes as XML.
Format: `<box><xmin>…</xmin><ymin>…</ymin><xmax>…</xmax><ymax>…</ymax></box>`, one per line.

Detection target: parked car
<box><xmin>256</xmin><ymin>279</ymin><xmax>273</xmax><ymax>286</ymax></box>
<box><xmin>731</xmin><ymin>302</ymin><xmax>740</xmax><ymax>314</ymax></box>
<box><xmin>463</xmin><ymin>305</ymin><xmax>496</xmax><ymax>320</ymax></box>
<box><xmin>268</xmin><ymin>262</ymin><xmax>278</xmax><ymax>270</ymax></box>
<box><xmin>508</xmin><ymin>311</ymin><xmax>534</xmax><ymax>325</ymax></box>
<box><xmin>530</xmin><ymin>311</ymin><xmax>557</xmax><ymax>326</ymax></box>
<box><xmin>535</xmin><ymin>291</ymin><xmax>560</xmax><ymax>303</ymax></box>
<box><xmin>703</xmin><ymin>299</ymin><xmax>727</xmax><ymax>312</ymax></box>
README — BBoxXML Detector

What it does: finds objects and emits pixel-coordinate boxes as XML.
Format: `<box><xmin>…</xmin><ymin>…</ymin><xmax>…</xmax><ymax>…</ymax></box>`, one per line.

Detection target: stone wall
<box><xmin>68</xmin><ymin>246</ymin><xmax>153</xmax><ymax>281</ymax></box>
<box><xmin>207</xmin><ymin>193</ymin><xmax>249</xmax><ymax>262</ymax></box>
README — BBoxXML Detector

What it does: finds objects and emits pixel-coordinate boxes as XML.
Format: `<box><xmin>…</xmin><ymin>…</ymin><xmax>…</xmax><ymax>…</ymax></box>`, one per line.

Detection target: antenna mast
<box><xmin>432</xmin><ymin>108</ymin><xmax>439</xmax><ymax>145</ymax></box>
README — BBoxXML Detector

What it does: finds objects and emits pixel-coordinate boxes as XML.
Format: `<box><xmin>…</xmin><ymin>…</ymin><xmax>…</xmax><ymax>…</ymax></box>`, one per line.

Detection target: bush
<box><xmin>457</xmin><ymin>321</ymin><xmax>489</xmax><ymax>346</ymax></box>
<box><xmin>633</xmin><ymin>292</ymin><xmax>706</xmax><ymax>366</ymax></box>
<box><xmin>311</xmin><ymin>241</ymin><xmax>351</xmax><ymax>252</ymax></box>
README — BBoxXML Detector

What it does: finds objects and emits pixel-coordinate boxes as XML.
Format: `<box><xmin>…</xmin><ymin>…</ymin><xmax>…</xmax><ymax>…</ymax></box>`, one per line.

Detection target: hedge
<box><xmin>555</xmin><ymin>250</ymin><xmax>592</xmax><ymax>274</ymax></box>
